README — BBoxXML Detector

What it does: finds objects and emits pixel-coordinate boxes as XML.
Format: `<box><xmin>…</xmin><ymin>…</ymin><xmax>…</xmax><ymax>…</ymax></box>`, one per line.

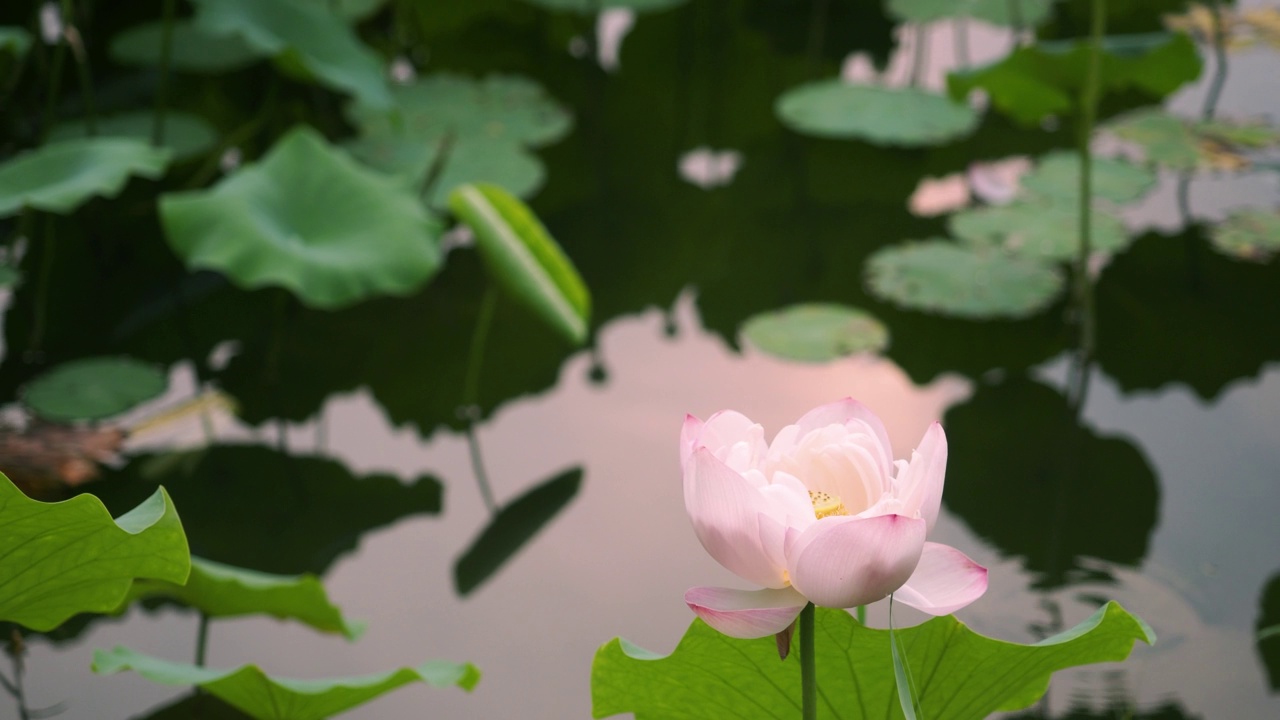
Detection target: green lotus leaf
<box><xmin>522</xmin><ymin>0</ymin><xmax>687</xmax><ymax>13</ymax></box>
<box><xmin>21</xmin><ymin>356</ymin><xmax>168</xmax><ymax>422</ymax></box>
<box><xmin>1106</xmin><ymin>108</ymin><xmax>1280</xmax><ymax>171</ymax></box>
<box><xmin>887</xmin><ymin>0</ymin><xmax>1054</xmax><ymax>26</ymax></box>
<box><xmin>127</xmin><ymin>556</ymin><xmax>365</xmax><ymax>640</ymax></box>
<box><xmin>301</xmin><ymin>0</ymin><xmax>388</xmax><ymax>21</ymax></box>
<box><xmin>948</xmin><ymin>32</ymin><xmax>1203</xmax><ymax>125</ymax></box>
<box><xmin>0</xmin><ymin>137</ymin><xmax>171</xmax><ymax>218</ymax></box>
<box><xmin>1019</xmin><ymin>150</ymin><xmax>1156</xmax><ymax>204</ymax></box>
<box><xmin>49</xmin><ymin>111</ymin><xmax>218</xmax><ymax>162</ymax></box>
<box><xmin>454</xmin><ymin>467</ymin><xmax>582</xmax><ymax>596</ymax></box>
<box><xmin>0</xmin><ymin>473</ymin><xmax>189</xmax><ymax>632</ymax></box>
<box><xmin>159</xmin><ymin>126</ymin><xmax>443</xmax><ymax>310</ymax></box>
<box><xmin>191</xmin><ymin>0</ymin><xmax>391</xmax><ymax>108</ymax></box>
<box><xmin>1210</xmin><ymin>208</ymin><xmax>1280</xmax><ymax>263</ymax></box>
<box><xmin>110</xmin><ymin>20</ymin><xmax>267</xmax><ymax>73</ymax></box>
<box><xmin>450</xmin><ymin>183</ymin><xmax>591</xmax><ymax>345</ymax></box>
<box><xmin>347</xmin><ymin>73</ymin><xmax>572</xmax><ymax>207</ymax></box>
<box><xmin>776</xmin><ymin>81</ymin><xmax>979</xmax><ymax>147</ymax></box>
<box><xmin>592</xmin><ymin>602</ymin><xmax>1154</xmax><ymax>719</ymax></box>
<box><xmin>93</xmin><ymin>646</ymin><xmax>479</xmax><ymax>720</ymax></box>
<box><xmin>866</xmin><ymin>239</ymin><xmax>1064</xmax><ymax>318</ymax></box>
<box><xmin>0</xmin><ymin>26</ymin><xmax>32</xmax><ymax>58</ymax></box>
<box><xmin>740</xmin><ymin>303</ymin><xmax>889</xmax><ymax>363</ymax></box>
<box><xmin>949</xmin><ymin>198</ymin><xmax>1131</xmax><ymax>261</ymax></box>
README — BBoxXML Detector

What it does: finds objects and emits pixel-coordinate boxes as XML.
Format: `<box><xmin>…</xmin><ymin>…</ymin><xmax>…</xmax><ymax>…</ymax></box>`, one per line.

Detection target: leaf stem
<box><xmin>28</xmin><ymin>214</ymin><xmax>56</xmax><ymax>355</ymax></box>
<box><xmin>909</xmin><ymin>25</ymin><xmax>929</xmax><ymax>88</ymax></box>
<box><xmin>61</xmin><ymin>0</ymin><xmax>97</xmax><ymax>136</ymax></box>
<box><xmin>1071</xmin><ymin>0</ymin><xmax>1105</xmax><ymax>408</ymax></box>
<box><xmin>1201</xmin><ymin>0</ymin><xmax>1229</xmax><ymax>122</ymax></box>
<box><xmin>799</xmin><ymin>602</ymin><xmax>816</xmax><ymax>720</ymax></box>
<box><xmin>5</xmin><ymin>630</ymin><xmax>28</xmax><ymax>720</ymax></box>
<box><xmin>195</xmin><ymin>613</ymin><xmax>210</xmax><ymax>667</ymax></box>
<box><xmin>463</xmin><ymin>285</ymin><xmax>500</xmax><ymax>514</ymax></box>
<box><xmin>152</xmin><ymin>0</ymin><xmax>177</xmax><ymax>145</ymax></box>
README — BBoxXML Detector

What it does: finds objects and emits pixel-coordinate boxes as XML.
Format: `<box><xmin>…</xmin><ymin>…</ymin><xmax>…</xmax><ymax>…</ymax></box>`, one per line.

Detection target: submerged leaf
<box><xmin>0</xmin><ymin>473</ymin><xmax>189</xmax><ymax>632</ymax></box>
<box><xmin>50</xmin><ymin>111</ymin><xmax>219</xmax><ymax>162</ymax></box>
<box><xmin>454</xmin><ymin>467</ymin><xmax>583</xmax><ymax>596</ymax></box>
<box><xmin>592</xmin><ymin>602</ymin><xmax>1154</xmax><ymax>719</ymax></box>
<box><xmin>777</xmin><ymin>82</ymin><xmax>979</xmax><ymax>147</ymax></box>
<box><xmin>1210</xmin><ymin>208</ymin><xmax>1280</xmax><ymax>262</ymax></box>
<box><xmin>741</xmin><ymin>303</ymin><xmax>889</xmax><ymax>362</ymax></box>
<box><xmin>93</xmin><ymin>646</ymin><xmax>479</xmax><ymax>720</ymax></box>
<box><xmin>160</xmin><ymin>126</ymin><xmax>443</xmax><ymax>309</ymax></box>
<box><xmin>0</xmin><ymin>138</ymin><xmax>171</xmax><ymax>218</ymax></box>
<box><xmin>21</xmin><ymin>356</ymin><xmax>167</xmax><ymax>422</ymax></box>
<box><xmin>110</xmin><ymin>20</ymin><xmax>266</xmax><ymax>73</ymax></box>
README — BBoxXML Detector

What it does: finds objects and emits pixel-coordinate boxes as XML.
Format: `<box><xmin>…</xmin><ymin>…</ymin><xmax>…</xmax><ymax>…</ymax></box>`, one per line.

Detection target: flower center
<box><xmin>809</xmin><ymin>490</ymin><xmax>846</xmax><ymax>519</ymax></box>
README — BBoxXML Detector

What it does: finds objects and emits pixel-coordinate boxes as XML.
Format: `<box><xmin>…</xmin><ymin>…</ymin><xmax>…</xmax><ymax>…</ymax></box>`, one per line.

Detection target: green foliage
<box><xmin>160</xmin><ymin>126</ymin><xmax>443</xmax><ymax>310</ymax></box>
<box><xmin>50</xmin><ymin>111</ymin><xmax>219</xmax><ymax>162</ymax></box>
<box><xmin>450</xmin><ymin>183</ymin><xmax>591</xmax><ymax>345</ymax></box>
<box><xmin>1106</xmin><ymin>109</ymin><xmax>1280</xmax><ymax>171</ymax></box>
<box><xmin>866</xmin><ymin>240</ymin><xmax>1064</xmax><ymax>318</ymax></box>
<box><xmin>1211</xmin><ymin>208</ymin><xmax>1280</xmax><ymax>262</ymax></box>
<box><xmin>949</xmin><ymin>198</ymin><xmax>1131</xmax><ymax>261</ymax></box>
<box><xmin>0</xmin><ymin>138</ymin><xmax>171</xmax><ymax>218</ymax></box>
<box><xmin>1019</xmin><ymin>151</ymin><xmax>1156</xmax><ymax>204</ymax></box>
<box><xmin>776</xmin><ymin>82</ymin><xmax>980</xmax><ymax>147</ymax></box>
<box><xmin>592</xmin><ymin>603</ymin><xmax>1154</xmax><ymax>719</ymax></box>
<box><xmin>110</xmin><ymin>20</ymin><xmax>266</xmax><ymax>74</ymax></box>
<box><xmin>455</xmin><ymin>467</ymin><xmax>583</xmax><ymax>595</ymax></box>
<box><xmin>0</xmin><ymin>474</ymin><xmax>189</xmax><ymax>632</ymax></box>
<box><xmin>20</xmin><ymin>355</ymin><xmax>167</xmax><ymax>422</ymax></box>
<box><xmin>127</xmin><ymin>557</ymin><xmax>365</xmax><ymax>640</ymax></box>
<box><xmin>948</xmin><ymin>32</ymin><xmax>1202</xmax><ymax>125</ymax></box>
<box><xmin>740</xmin><ymin>303</ymin><xmax>889</xmax><ymax>362</ymax></box>
<box><xmin>0</xmin><ymin>26</ymin><xmax>32</xmax><ymax>58</ymax></box>
<box><xmin>522</xmin><ymin>0</ymin><xmax>688</xmax><ymax>13</ymax></box>
<box><xmin>887</xmin><ymin>0</ymin><xmax>1055</xmax><ymax>26</ymax></box>
<box><xmin>93</xmin><ymin>646</ymin><xmax>480</xmax><ymax>720</ymax></box>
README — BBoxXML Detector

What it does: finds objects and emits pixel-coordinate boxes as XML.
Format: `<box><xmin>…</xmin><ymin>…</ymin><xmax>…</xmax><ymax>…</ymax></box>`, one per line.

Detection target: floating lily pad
<box><xmin>1211</xmin><ymin>208</ymin><xmax>1280</xmax><ymax>262</ymax></box>
<box><xmin>776</xmin><ymin>82</ymin><xmax>979</xmax><ymax>147</ymax></box>
<box><xmin>302</xmin><ymin>0</ymin><xmax>388</xmax><ymax>21</ymax></box>
<box><xmin>49</xmin><ymin>111</ymin><xmax>218</xmax><ymax>162</ymax></box>
<box><xmin>740</xmin><ymin>303</ymin><xmax>888</xmax><ymax>362</ymax></box>
<box><xmin>1106</xmin><ymin>109</ymin><xmax>1280</xmax><ymax>171</ymax></box>
<box><xmin>0</xmin><ymin>26</ymin><xmax>32</xmax><ymax>58</ymax></box>
<box><xmin>454</xmin><ymin>467</ymin><xmax>583</xmax><ymax>596</ymax></box>
<box><xmin>160</xmin><ymin>126</ymin><xmax>443</xmax><ymax>310</ymax></box>
<box><xmin>866</xmin><ymin>239</ymin><xmax>1064</xmax><ymax>318</ymax></box>
<box><xmin>887</xmin><ymin>0</ymin><xmax>1054</xmax><ymax>26</ymax></box>
<box><xmin>191</xmin><ymin>0</ymin><xmax>391</xmax><ymax>108</ymax></box>
<box><xmin>950</xmin><ymin>197</ymin><xmax>1132</xmax><ymax>261</ymax></box>
<box><xmin>21</xmin><ymin>356</ymin><xmax>168</xmax><ymax>422</ymax></box>
<box><xmin>347</xmin><ymin>73</ymin><xmax>572</xmax><ymax>208</ymax></box>
<box><xmin>522</xmin><ymin>0</ymin><xmax>687</xmax><ymax>13</ymax></box>
<box><xmin>93</xmin><ymin>646</ymin><xmax>479</xmax><ymax>720</ymax></box>
<box><xmin>0</xmin><ymin>474</ymin><xmax>189</xmax><ymax>632</ymax></box>
<box><xmin>1019</xmin><ymin>151</ymin><xmax>1157</xmax><ymax>204</ymax></box>
<box><xmin>592</xmin><ymin>602</ymin><xmax>1154</xmax><ymax>720</ymax></box>
<box><xmin>127</xmin><ymin>557</ymin><xmax>365</xmax><ymax>640</ymax></box>
<box><xmin>449</xmin><ymin>183</ymin><xmax>591</xmax><ymax>345</ymax></box>
<box><xmin>0</xmin><ymin>137</ymin><xmax>171</xmax><ymax>218</ymax></box>
<box><xmin>110</xmin><ymin>20</ymin><xmax>266</xmax><ymax>74</ymax></box>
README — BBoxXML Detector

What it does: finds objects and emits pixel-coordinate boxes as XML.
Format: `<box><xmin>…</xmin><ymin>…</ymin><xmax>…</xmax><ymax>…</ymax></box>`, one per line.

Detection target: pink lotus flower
<box><xmin>682</xmin><ymin>399</ymin><xmax>988</xmax><ymax>639</ymax></box>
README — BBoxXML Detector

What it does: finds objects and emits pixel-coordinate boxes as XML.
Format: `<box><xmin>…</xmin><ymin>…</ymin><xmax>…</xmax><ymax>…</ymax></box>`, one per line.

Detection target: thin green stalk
<box><xmin>40</xmin><ymin>17</ymin><xmax>67</xmax><ymax>141</ymax></box>
<box><xmin>856</xmin><ymin>605</ymin><xmax>866</xmax><ymax>626</ymax></box>
<box><xmin>799</xmin><ymin>602</ymin><xmax>816</xmax><ymax>720</ymax></box>
<box><xmin>953</xmin><ymin>18</ymin><xmax>970</xmax><ymax>68</ymax></box>
<box><xmin>909</xmin><ymin>25</ymin><xmax>929</xmax><ymax>88</ymax></box>
<box><xmin>463</xmin><ymin>286</ymin><xmax>500</xmax><ymax>514</ymax></box>
<box><xmin>152</xmin><ymin>0</ymin><xmax>177</xmax><ymax>145</ymax></box>
<box><xmin>6</xmin><ymin>631</ymin><xmax>28</xmax><ymax>720</ymax></box>
<box><xmin>29</xmin><ymin>215</ymin><xmax>56</xmax><ymax>354</ymax></box>
<box><xmin>61</xmin><ymin>0</ymin><xmax>97</xmax><ymax>135</ymax></box>
<box><xmin>195</xmin><ymin>613</ymin><xmax>210</xmax><ymax>667</ymax></box>
<box><xmin>1073</xmin><ymin>0</ymin><xmax>1105</xmax><ymax>385</ymax></box>
<box><xmin>1201</xmin><ymin>0</ymin><xmax>1229</xmax><ymax>122</ymax></box>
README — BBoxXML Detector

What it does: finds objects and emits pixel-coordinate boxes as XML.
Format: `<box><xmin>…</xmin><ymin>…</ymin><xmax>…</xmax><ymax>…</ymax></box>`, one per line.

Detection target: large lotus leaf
<box><xmin>0</xmin><ymin>138</ymin><xmax>171</xmax><ymax>218</ymax></box>
<box><xmin>301</xmin><ymin>0</ymin><xmax>388</xmax><ymax>21</ymax></box>
<box><xmin>1210</xmin><ymin>208</ymin><xmax>1280</xmax><ymax>262</ymax></box>
<box><xmin>522</xmin><ymin>0</ymin><xmax>687</xmax><ymax>13</ymax></box>
<box><xmin>1258</xmin><ymin>572</ymin><xmax>1280</xmax><ymax>691</ymax></box>
<box><xmin>93</xmin><ymin>646</ymin><xmax>479</xmax><ymax>720</ymax></box>
<box><xmin>1</xmin><ymin>26</ymin><xmax>32</xmax><ymax>58</ymax></box>
<box><xmin>1019</xmin><ymin>150</ymin><xmax>1156</xmax><ymax>204</ymax></box>
<box><xmin>943</xmin><ymin>377</ymin><xmax>1159</xmax><ymax>588</ymax></box>
<box><xmin>132</xmin><ymin>692</ymin><xmax>253</xmax><ymax>720</ymax></box>
<box><xmin>776</xmin><ymin>82</ymin><xmax>979</xmax><ymax>147</ymax></box>
<box><xmin>865</xmin><ymin>239</ymin><xmax>1064</xmax><ymax>319</ymax></box>
<box><xmin>948</xmin><ymin>32</ymin><xmax>1202</xmax><ymax>125</ymax></box>
<box><xmin>191</xmin><ymin>0</ymin><xmax>391</xmax><ymax>108</ymax></box>
<box><xmin>50</xmin><ymin>111</ymin><xmax>218</xmax><ymax>162</ymax></box>
<box><xmin>127</xmin><ymin>557</ymin><xmax>365</xmax><ymax>640</ymax></box>
<box><xmin>110</xmin><ymin>20</ymin><xmax>267</xmax><ymax>73</ymax></box>
<box><xmin>347</xmin><ymin>73</ymin><xmax>572</xmax><ymax>207</ymax></box>
<box><xmin>160</xmin><ymin>126</ymin><xmax>443</xmax><ymax>310</ymax></box>
<box><xmin>20</xmin><ymin>356</ymin><xmax>167</xmax><ymax>422</ymax></box>
<box><xmin>949</xmin><ymin>197</ymin><xmax>1132</xmax><ymax>261</ymax></box>
<box><xmin>592</xmin><ymin>602</ymin><xmax>1154</xmax><ymax>719</ymax></box>
<box><xmin>887</xmin><ymin>0</ymin><xmax>1054</xmax><ymax>25</ymax></box>
<box><xmin>1106</xmin><ymin>109</ymin><xmax>1280</xmax><ymax>171</ymax></box>
<box><xmin>740</xmin><ymin>303</ymin><xmax>888</xmax><ymax>362</ymax></box>
<box><xmin>454</xmin><ymin>467</ymin><xmax>582</xmax><ymax>596</ymax></box>
<box><xmin>449</xmin><ymin>183</ymin><xmax>591</xmax><ymax>345</ymax></box>
<box><xmin>0</xmin><ymin>473</ymin><xmax>189</xmax><ymax>632</ymax></box>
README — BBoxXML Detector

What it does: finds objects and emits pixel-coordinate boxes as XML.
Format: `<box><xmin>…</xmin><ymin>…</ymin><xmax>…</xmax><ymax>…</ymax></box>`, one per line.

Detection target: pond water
<box><xmin>3</xmin><ymin>0</ymin><xmax>1280</xmax><ymax>719</ymax></box>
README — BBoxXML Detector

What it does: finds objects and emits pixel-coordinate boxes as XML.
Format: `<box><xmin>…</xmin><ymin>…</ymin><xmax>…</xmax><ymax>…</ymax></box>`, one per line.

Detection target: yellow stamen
<box><xmin>809</xmin><ymin>490</ymin><xmax>846</xmax><ymax>519</ymax></box>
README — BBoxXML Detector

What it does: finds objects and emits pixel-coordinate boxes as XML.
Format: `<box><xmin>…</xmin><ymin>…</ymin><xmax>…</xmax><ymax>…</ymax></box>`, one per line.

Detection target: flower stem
<box><xmin>463</xmin><ymin>285</ymin><xmax>500</xmax><ymax>514</ymax></box>
<box><xmin>195</xmin><ymin>613</ymin><xmax>210</xmax><ymax>667</ymax></box>
<box><xmin>799</xmin><ymin>602</ymin><xmax>816</xmax><ymax>720</ymax></box>
<box><xmin>1071</xmin><ymin>0</ymin><xmax>1105</xmax><ymax>410</ymax></box>
<box><xmin>152</xmin><ymin>0</ymin><xmax>177</xmax><ymax>145</ymax></box>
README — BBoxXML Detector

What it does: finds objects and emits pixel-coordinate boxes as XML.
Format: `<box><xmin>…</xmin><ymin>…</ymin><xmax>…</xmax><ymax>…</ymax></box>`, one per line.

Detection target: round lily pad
<box><xmin>1019</xmin><ymin>151</ymin><xmax>1156</xmax><ymax>204</ymax></box>
<box><xmin>1106</xmin><ymin>109</ymin><xmax>1280</xmax><ymax>171</ymax></box>
<box><xmin>887</xmin><ymin>0</ymin><xmax>1054</xmax><ymax>25</ymax></box>
<box><xmin>949</xmin><ymin>198</ymin><xmax>1131</xmax><ymax>262</ymax></box>
<box><xmin>0</xmin><ymin>138</ymin><xmax>171</xmax><ymax>218</ymax></box>
<box><xmin>522</xmin><ymin>0</ymin><xmax>687</xmax><ymax>12</ymax></box>
<box><xmin>49</xmin><ymin>111</ymin><xmax>218</xmax><ymax>162</ymax></box>
<box><xmin>22</xmin><ymin>356</ymin><xmax>168</xmax><ymax>422</ymax></box>
<box><xmin>110</xmin><ymin>20</ymin><xmax>266</xmax><ymax>74</ymax></box>
<box><xmin>866</xmin><ymin>239</ymin><xmax>1064</xmax><ymax>319</ymax></box>
<box><xmin>1211</xmin><ymin>208</ymin><xmax>1280</xmax><ymax>262</ymax></box>
<box><xmin>159</xmin><ymin>126</ymin><xmax>443</xmax><ymax>309</ymax></box>
<box><xmin>741</xmin><ymin>304</ymin><xmax>888</xmax><ymax>362</ymax></box>
<box><xmin>776</xmin><ymin>82</ymin><xmax>979</xmax><ymax>147</ymax></box>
